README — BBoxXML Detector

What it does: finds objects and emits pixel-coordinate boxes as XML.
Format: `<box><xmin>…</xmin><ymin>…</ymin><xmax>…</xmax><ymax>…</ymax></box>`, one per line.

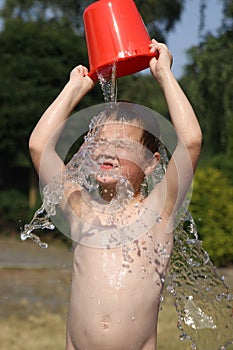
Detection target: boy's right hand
<box><xmin>69</xmin><ymin>65</ymin><xmax>95</xmax><ymax>93</ymax></box>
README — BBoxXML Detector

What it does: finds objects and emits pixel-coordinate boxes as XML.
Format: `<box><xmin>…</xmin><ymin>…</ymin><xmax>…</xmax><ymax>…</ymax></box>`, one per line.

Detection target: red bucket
<box><xmin>83</xmin><ymin>0</ymin><xmax>157</xmax><ymax>81</ymax></box>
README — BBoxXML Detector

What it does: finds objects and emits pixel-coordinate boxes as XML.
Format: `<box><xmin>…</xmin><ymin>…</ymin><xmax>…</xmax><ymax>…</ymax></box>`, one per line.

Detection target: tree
<box><xmin>1</xmin><ymin>0</ymin><xmax>185</xmax><ymax>40</ymax></box>
<box><xmin>0</xmin><ymin>18</ymin><xmax>102</xmax><ymax>210</ymax></box>
<box><xmin>0</xmin><ymin>19</ymin><xmax>94</xmax><ymax>165</ymax></box>
<box><xmin>181</xmin><ymin>1</ymin><xmax>233</xmax><ymax>267</ymax></box>
<box><xmin>117</xmin><ymin>74</ymin><xmax>168</xmax><ymax>116</ymax></box>
<box><xmin>0</xmin><ymin>0</ymin><xmax>186</xmax><ymax>216</ymax></box>
<box><xmin>0</xmin><ymin>0</ymin><xmax>187</xmax><ymax>166</ymax></box>
<box><xmin>180</xmin><ymin>0</ymin><xmax>233</xmax><ymax>167</ymax></box>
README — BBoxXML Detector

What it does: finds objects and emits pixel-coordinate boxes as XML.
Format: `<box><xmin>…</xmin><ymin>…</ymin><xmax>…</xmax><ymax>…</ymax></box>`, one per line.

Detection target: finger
<box><xmin>75</xmin><ymin>65</ymin><xmax>88</xmax><ymax>75</ymax></box>
<box><xmin>151</xmin><ymin>38</ymin><xmax>158</xmax><ymax>44</ymax></box>
<box><xmin>83</xmin><ymin>67</ymin><xmax>89</xmax><ymax>76</ymax></box>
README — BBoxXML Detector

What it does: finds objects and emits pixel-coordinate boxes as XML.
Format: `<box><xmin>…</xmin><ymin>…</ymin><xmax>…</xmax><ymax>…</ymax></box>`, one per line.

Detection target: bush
<box><xmin>0</xmin><ymin>189</ymin><xmax>29</xmax><ymax>223</ymax></box>
<box><xmin>210</xmin><ymin>154</ymin><xmax>233</xmax><ymax>185</ymax></box>
<box><xmin>190</xmin><ymin>167</ymin><xmax>233</xmax><ymax>266</ymax></box>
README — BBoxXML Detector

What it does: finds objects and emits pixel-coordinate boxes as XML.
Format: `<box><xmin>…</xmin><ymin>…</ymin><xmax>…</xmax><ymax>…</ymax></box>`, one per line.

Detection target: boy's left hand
<box><xmin>149</xmin><ymin>39</ymin><xmax>173</xmax><ymax>82</ymax></box>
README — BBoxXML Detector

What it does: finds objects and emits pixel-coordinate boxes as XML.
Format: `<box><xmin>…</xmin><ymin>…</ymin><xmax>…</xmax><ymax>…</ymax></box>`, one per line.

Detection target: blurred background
<box><xmin>0</xmin><ymin>0</ymin><xmax>232</xmax><ymax>349</ymax></box>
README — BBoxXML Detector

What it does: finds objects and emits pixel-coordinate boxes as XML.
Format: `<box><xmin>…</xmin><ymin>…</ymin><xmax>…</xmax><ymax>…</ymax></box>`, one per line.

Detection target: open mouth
<box><xmin>100</xmin><ymin>162</ymin><xmax>114</xmax><ymax>170</ymax></box>
<box><xmin>98</xmin><ymin>156</ymin><xmax>119</xmax><ymax>170</ymax></box>
<box><xmin>100</xmin><ymin>160</ymin><xmax>120</xmax><ymax>170</ymax></box>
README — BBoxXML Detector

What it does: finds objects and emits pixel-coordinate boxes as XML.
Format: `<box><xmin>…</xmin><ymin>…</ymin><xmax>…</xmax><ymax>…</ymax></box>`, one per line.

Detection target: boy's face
<box><xmin>91</xmin><ymin>122</ymin><xmax>156</xmax><ymax>194</ymax></box>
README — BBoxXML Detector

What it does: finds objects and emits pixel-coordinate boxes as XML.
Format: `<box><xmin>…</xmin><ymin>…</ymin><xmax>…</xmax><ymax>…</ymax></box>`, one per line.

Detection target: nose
<box><xmin>92</xmin><ymin>140</ymin><xmax>117</xmax><ymax>160</ymax></box>
<box><xmin>107</xmin><ymin>142</ymin><xmax>116</xmax><ymax>155</ymax></box>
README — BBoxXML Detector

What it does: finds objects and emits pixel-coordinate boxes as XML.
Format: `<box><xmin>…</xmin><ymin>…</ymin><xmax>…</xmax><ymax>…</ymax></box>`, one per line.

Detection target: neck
<box><xmin>100</xmin><ymin>184</ymin><xmax>143</xmax><ymax>205</ymax></box>
<box><xmin>101</xmin><ymin>186</ymin><xmax>116</xmax><ymax>202</ymax></box>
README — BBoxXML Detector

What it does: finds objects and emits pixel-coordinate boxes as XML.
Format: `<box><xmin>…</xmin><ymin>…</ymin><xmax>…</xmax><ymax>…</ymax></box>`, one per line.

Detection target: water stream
<box><xmin>169</xmin><ymin>213</ymin><xmax>233</xmax><ymax>349</ymax></box>
<box><xmin>20</xmin><ymin>63</ymin><xmax>233</xmax><ymax>349</ymax></box>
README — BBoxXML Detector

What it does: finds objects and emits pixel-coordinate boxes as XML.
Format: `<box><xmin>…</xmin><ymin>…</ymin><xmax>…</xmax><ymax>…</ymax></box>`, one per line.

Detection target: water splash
<box><xmin>20</xmin><ymin>205</ymin><xmax>53</xmax><ymax>248</ymax></box>
<box><xmin>167</xmin><ymin>213</ymin><xmax>233</xmax><ymax>349</ymax></box>
<box><xmin>20</xmin><ymin>63</ymin><xmax>233</xmax><ymax>349</ymax></box>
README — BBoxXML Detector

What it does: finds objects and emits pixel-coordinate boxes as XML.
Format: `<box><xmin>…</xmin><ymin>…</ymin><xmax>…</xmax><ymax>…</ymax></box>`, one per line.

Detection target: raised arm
<box><xmin>29</xmin><ymin>65</ymin><xmax>94</xmax><ymax>186</ymax></box>
<box><xmin>149</xmin><ymin>39</ymin><xmax>202</xmax><ymax>220</ymax></box>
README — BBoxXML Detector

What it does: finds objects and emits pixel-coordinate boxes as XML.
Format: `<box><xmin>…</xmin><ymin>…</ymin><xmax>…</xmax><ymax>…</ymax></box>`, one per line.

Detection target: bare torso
<box><xmin>66</xmin><ymin>190</ymin><xmax>173</xmax><ymax>350</ymax></box>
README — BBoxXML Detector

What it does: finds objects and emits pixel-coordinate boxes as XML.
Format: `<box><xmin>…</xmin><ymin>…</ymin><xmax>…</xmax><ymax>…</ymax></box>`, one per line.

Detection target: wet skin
<box><xmin>65</xmin><ymin>123</ymin><xmax>173</xmax><ymax>350</ymax></box>
<box><xmin>28</xmin><ymin>44</ymin><xmax>202</xmax><ymax>350</ymax></box>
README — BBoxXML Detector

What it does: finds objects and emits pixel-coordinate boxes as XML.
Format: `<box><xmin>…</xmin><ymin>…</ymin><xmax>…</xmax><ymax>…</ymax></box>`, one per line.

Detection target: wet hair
<box><xmin>103</xmin><ymin>101</ymin><xmax>161</xmax><ymax>154</ymax></box>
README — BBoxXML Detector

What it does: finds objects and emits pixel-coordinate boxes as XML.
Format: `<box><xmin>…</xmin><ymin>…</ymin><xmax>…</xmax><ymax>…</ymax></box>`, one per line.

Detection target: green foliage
<box><xmin>135</xmin><ymin>0</ymin><xmax>185</xmax><ymax>40</ymax></box>
<box><xmin>209</xmin><ymin>154</ymin><xmax>233</xmax><ymax>185</ymax></box>
<box><xmin>118</xmin><ymin>74</ymin><xmax>168</xmax><ymax>116</ymax></box>
<box><xmin>181</xmin><ymin>22</ymin><xmax>233</xmax><ymax>158</ymax></box>
<box><xmin>0</xmin><ymin>0</ymin><xmax>90</xmax><ymax>31</ymax></box>
<box><xmin>182</xmin><ymin>2</ymin><xmax>233</xmax><ymax>267</ymax></box>
<box><xmin>0</xmin><ymin>189</ymin><xmax>28</xmax><ymax>224</ymax></box>
<box><xmin>223</xmin><ymin>0</ymin><xmax>233</xmax><ymax>22</ymax></box>
<box><xmin>1</xmin><ymin>0</ymin><xmax>185</xmax><ymax>40</ymax></box>
<box><xmin>0</xmin><ymin>19</ymin><xmax>100</xmax><ymax>166</ymax></box>
<box><xmin>190</xmin><ymin>167</ymin><xmax>233</xmax><ymax>266</ymax></box>
<box><xmin>0</xmin><ymin>0</ymin><xmax>186</xmax><ymax>167</ymax></box>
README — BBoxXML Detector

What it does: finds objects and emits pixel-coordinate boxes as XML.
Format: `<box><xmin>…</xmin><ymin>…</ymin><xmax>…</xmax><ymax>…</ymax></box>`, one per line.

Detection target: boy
<box><xmin>29</xmin><ymin>39</ymin><xmax>202</xmax><ymax>349</ymax></box>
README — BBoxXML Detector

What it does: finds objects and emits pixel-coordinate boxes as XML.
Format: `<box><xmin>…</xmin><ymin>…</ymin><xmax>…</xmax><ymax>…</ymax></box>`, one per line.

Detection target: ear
<box><xmin>144</xmin><ymin>152</ymin><xmax>160</xmax><ymax>176</ymax></box>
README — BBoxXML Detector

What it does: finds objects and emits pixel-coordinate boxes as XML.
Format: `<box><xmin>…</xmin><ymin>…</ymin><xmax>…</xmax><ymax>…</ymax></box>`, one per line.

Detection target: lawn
<box><xmin>1</xmin><ymin>267</ymin><xmax>232</xmax><ymax>350</ymax></box>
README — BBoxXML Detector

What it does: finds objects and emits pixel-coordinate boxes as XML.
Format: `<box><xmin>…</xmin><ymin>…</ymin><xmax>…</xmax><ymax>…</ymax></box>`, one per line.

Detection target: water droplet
<box><xmin>97</xmin><ymin>300</ymin><xmax>101</xmax><ymax>314</ymax></box>
<box><xmin>155</xmin><ymin>215</ymin><xmax>162</xmax><ymax>224</ymax></box>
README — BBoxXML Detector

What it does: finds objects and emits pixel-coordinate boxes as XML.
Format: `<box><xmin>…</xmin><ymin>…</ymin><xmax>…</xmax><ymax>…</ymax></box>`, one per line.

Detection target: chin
<box><xmin>96</xmin><ymin>174</ymin><xmax>119</xmax><ymax>185</ymax></box>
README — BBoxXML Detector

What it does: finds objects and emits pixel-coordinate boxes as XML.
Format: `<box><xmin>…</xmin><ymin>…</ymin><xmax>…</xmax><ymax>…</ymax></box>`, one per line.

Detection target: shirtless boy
<box><xmin>29</xmin><ymin>40</ymin><xmax>202</xmax><ymax>350</ymax></box>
